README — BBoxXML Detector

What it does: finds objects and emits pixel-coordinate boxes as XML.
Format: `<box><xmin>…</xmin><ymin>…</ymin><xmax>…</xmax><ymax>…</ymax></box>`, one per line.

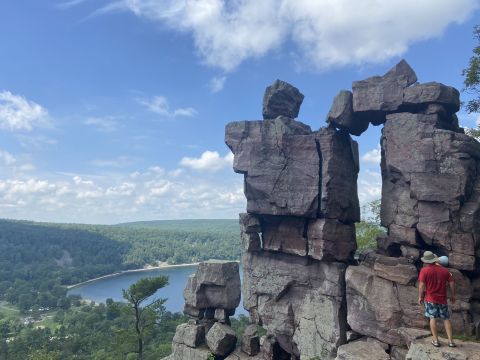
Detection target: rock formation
<box><xmin>166</xmin><ymin>261</ymin><xmax>241</xmax><ymax>359</ymax></box>
<box><xmin>167</xmin><ymin>60</ymin><xmax>480</xmax><ymax>359</ymax></box>
<box><xmin>224</xmin><ymin>78</ymin><xmax>362</xmax><ymax>360</ymax></box>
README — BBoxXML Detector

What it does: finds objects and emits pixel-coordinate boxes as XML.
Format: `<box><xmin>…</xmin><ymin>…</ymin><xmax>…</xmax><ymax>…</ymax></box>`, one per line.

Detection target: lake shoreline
<box><xmin>66</xmin><ymin>262</ymin><xmax>200</xmax><ymax>290</ymax></box>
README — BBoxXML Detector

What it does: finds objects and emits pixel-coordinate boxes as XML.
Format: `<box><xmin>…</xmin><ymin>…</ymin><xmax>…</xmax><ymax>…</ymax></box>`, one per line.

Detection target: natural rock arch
<box><xmin>224</xmin><ymin>60</ymin><xmax>480</xmax><ymax>359</ymax></box>
<box><xmin>165</xmin><ymin>61</ymin><xmax>480</xmax><ymax>360</ymax></box>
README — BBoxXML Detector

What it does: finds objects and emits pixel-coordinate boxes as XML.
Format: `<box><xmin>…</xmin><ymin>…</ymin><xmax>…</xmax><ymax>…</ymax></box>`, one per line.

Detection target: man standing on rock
<box><xmin>418</xmin><ymin>251</ymin><xmax>456</xmax><ymax>348</ymax></box>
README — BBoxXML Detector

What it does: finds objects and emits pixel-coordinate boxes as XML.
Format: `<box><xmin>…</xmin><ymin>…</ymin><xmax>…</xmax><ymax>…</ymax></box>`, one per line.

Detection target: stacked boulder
<box><xmin>166</xmin><ymin>61</ymin><xmax>480</xmax><ymax>359</ymax></box>
<box><xmin>226</xmin><ymin>80</ymin><xmax>360</xmax><ymax>359</ymax></box>
<box><xmin>222</xmin><ymin>61</ymin><xmax>480</xmax><ymax>359</ymax></box>
<box><xmin>340</xmin><ymin>61</ymin><xmax>480</xmax><ymax>355</ymax></box>
<box><xmin>167</xmin><ymin>261</ymin><xmax>242</xmax><ymax>359</ymax></box>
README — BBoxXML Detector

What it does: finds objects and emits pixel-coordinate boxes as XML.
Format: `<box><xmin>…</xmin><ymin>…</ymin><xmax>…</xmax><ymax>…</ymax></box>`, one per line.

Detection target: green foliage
<box><xmin>122</xmin><ymin>276</ymin><xmax>168</xmax><ymax>360</ymax></box>
<box><xmin>355</xmin><ymin>221</ymin><xmax>385</xmax><ymax>251</ymax></box>
<box><xmin>0</xmin><ymin>219</ymin><xmax>240</xmax><ymax>312</ymax></box>
<box><xmin>123</xmin><ymin>277</ymin><xmax>168</xmax><ymax>306</ymax></box>
<box><xmin>462</xmin><ymin>25</ymin><xmax>480</xmax><ymax>113</ymax></box>
<box><xmin>465</xmin><ymin>127</ymin><xmax>480</xmax><ymax>141</ymax></box>
<box><xmin>1</xmin><ymin>302</ymin><xmax>186</xmax><ymax>360</ymax></box>
<box><xmin>356</xmin><ymin>199</ymin><xmax>386</xmax><ymax>252</ymax></box>
<box><xmin>230</xmin><ymin>314</ymin><xmax>250</xmax><ymax>344</ymax></box>
<box><xmin>0</xmin><ymin>219</ymin><xmax>132</xmax><ymax>312</ymax></box>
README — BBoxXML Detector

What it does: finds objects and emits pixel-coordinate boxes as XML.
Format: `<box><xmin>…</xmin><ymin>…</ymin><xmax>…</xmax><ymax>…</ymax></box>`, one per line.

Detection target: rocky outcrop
<box><xmin>168</xmin><ymin>261</ymin><xmax>241</xmax><ymax>359</ymax></box>
<box><xmin>224</xmin><ymin>78</ymin><xmax>362</xmax><ymax>359</ymax></box>
<box><xmin>380</xmin><ymin>111</ymin><xmax>480</xmax><ymax>272</ymax></box>
<box><xmin>406</xmin><ymin>337</ymin><xmax>480</xmax><ymax>360</ymax></box>
<box><xmin>242</xmin><ymin>250</ymin><xmax>347</xmax><ymax>358</ymax></box>
<box><xmin>335</xmin><ymin>338</ymin><xmax>390</xmax><ymax>360</ymax></box>
<box><xmin>224</xmin><ymin>65</ymin><xmax>480</xmax><ymax>359</ymax></box>
<box><xmin>193</xmin><ymin>60</ymin><xmax>480</xmax><ymax>360</ymax></box>
<box><xmin>183</xmin><ymin>260</ymin><xmax>241</xmax><ymax>318</ymax></box>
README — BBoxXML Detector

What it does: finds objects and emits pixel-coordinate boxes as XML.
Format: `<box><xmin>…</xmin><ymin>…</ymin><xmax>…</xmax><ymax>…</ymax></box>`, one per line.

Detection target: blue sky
<box><xmin>0</xmin><ymin>0</ymin><xmax>479</xmax><ymax>224</ymax></box>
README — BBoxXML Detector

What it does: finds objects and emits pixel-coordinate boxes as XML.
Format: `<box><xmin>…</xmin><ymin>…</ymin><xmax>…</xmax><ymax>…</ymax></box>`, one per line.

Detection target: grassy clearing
<box><xmin>35</xmin><ymin>312</ymin><xmax>59</xmax><ymax>330</ymax></box>
<box><xmin>0</xmin><ymin>301</ymin><xmax>20</xmax><ymax>319</ymax></box>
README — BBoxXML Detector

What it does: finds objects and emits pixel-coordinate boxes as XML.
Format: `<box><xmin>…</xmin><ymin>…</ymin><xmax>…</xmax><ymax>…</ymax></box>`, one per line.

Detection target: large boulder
<box><xmin>225</xmin><ymin>117</ymin><xmax>318</xmax><ymax>217</ymax></box>
<box><xmin>345</xmin><ymin>265</ymin><xmax>430</xmax><ymax>345</ymax></box>
<box><xmin>206</xmin><ymin>322</ymin><xmax>237</xmax><ymax>357</ymax></box>
<box><xmin>243</xmin><ymin>251</ymin><xmax>347</xmax><ymax>358</ymax></box>
<box><xmin>361</xmin><ymin>252</ymin><xmax>418</xmax><ymax>285</ymax></box>
<box><xmin>346</xmin><ymin>265</ymin><xmax>404</xmax><ymax>345</ymax></box>
<box><xmin>406</xmin><ymin>337</ymin><xmax>480</xmax><ymax>360</ymax></box>
<box><xmin>327</xmin><ymin>90</ymin><xmax>369</xmax><ymax>136</ymax></box>
<box><xmin>224</xmin><ymin>349</ymin><xmax>264</xmax><ymax>360</ymax></box>
<box><xmin>184</xmin><ymin>261</ymin><xmax>241</xmax><ymax>315</ymax></box>
<box><xmin>317</xmin><ymin>126</ymin><xmax>360</xmax><ymax>224</ymax></box>
<box><xmin>403</xmin><ymin>82</ymin><xmax>460</xmax><ymax>113</ymax></box>
<box><xmin>352</xmin><ymin>59</ymin><xmax>417</xmax><ymax>125</ymax></box>
<box><xmin>262</xmin><ymin>79</ymin><xmax>304</xmax><ymax>119</ymax></box>
<box><xmin>381</xmin><ymin>111</ymin><xmax>480</xmax><ymax>270</ymax></box>
<box><xmin>225</xmin><ymin>117</ymin><xmax>360</xmax><ymax>222</ymax></box>
<box><xmin>335</xmin><ymin>338</ymin><xmax>390</xmax><ymax>360</ymax></box>
<box><xmin>169</xmin><ymin>344</ymin><xmax>211</xmax><ymax>360</ymax></box>
<box><xmin>307</xmin><ymin>218</ymin><xmax>356</xmax><ymax>262</ymax></box>
<box><xmin>173</xmin><ymin>322</ymin><xmax>205</xmax><ymax>348</ymax></box>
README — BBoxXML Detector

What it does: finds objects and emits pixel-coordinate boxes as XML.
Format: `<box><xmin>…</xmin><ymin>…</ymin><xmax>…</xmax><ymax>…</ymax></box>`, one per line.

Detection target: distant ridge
<box><xmin>115</xmin><ymin>218</ymin><xmax>238</xmax><ymax>231</ymax></box>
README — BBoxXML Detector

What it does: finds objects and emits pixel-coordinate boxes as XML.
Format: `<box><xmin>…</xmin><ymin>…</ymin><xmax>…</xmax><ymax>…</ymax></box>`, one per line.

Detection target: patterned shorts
<box><xmin>424</xmin><ymin>301</ymin><xmax>450</xmax><ymax>320</ymax></box>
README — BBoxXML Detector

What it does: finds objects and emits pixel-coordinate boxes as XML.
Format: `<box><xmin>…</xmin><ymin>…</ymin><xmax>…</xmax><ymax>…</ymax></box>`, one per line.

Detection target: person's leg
<box><xmin>441</xmin><ymin>305</ymin><xmax>455</xmax><ymax>346</ymax></box>
<box><xmin>444</xmin><ymin>319</ymin><xmax>453</xmax><ymax>343</ymax></box>
<box><xmin>430</xmin><ymin>318</ymin><xmax>438</xmax><ymax>342</ymax></box>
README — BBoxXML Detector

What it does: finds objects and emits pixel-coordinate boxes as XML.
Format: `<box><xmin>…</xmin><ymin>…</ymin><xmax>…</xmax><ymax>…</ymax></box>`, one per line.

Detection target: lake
<box><xmin>68</xmin><ymin>265</ymin><xmax>247</xmax><ymax>316</ymax></box>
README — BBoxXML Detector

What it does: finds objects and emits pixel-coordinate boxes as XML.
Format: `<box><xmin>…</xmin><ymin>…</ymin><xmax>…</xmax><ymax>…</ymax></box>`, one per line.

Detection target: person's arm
<box><xmin>448</xmin><ymin>278</ymin><xmax>455</xmax><ymax>304</ymax></box>
<box><xmin>418</xmin><ymin>281</ymin><xmax>425</xmax><ymax>305</ymax></box>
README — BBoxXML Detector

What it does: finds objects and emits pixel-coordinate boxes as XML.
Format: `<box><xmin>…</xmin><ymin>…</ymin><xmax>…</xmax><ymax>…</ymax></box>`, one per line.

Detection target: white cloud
<box><xmin>0</xmin><ymin>91</ymin><xmax>51</xmax><ymax>131</ymax></box>
<box><xmin>0</xmin><ymin>149</ymin><xmax>35</xmax><ymax>176</ymax></box>
<box><xmin>105</xmin><ymin>182</ymin><xmax>136</xmax><ymax>196</ymax></box>
<box><xmin>209</xmin><ymin>75</ymin><xmax>227</xmax><ymax>93</ymax></box>
<box><xmin>85</xmin><ymin>0</ymin><xmax>479</xmax><ymax>71</ymax></box>
<box><xmin>89</xmin><ymin>156</ymin><xmax>140</xmax><ymax>168</ymax></box>
<box><xmin>84</xmin><ymin>116</ymin><xmax>120</xmax><ymax>132</ymax></box>
<box><xmin>180</xmin><ymin>151</ymin><xmax>234</xmax><ymax>171</ymax></box>
<box><xmin>0</xmin><ymin>165</ymin><xmax>245</xmax><ymax>223</ymax></box>
<box><xmin>139</xmin><ymin>96</ymin><xmax>197</xmax><ymax>117</ymax></box>
<box><xmin>358</xmin><ymin>169</ymin><xmax>382</xmax><ymax>208</ymax></box>
<box><xmin>361</xmin><ymin>145</ymin><xmax>381</xmax><ymax>164</ymax></box>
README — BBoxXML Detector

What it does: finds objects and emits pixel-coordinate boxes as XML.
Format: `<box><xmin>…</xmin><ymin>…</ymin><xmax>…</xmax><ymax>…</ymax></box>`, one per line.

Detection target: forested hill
<box><xmin>0</xmin><ymin>218</ymin><xmax>241</xmax><ymax>311</ymax></box>
<box><xmin>118</xmin><ymin>219</ymin><xmax>239</xmax><ymax>232</ymax></box>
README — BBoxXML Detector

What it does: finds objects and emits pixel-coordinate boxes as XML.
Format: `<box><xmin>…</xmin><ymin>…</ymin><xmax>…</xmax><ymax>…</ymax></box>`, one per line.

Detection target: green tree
<box><xmin>122</xmin><ymin>276</ymin><xmax>168</xmax><ymax>360</ymax></box>
<box><xmin>463</xmin><ymin>25</ymin><xmax>480</xmax><ymax>114</ymax></box>
<box><xmin>356</xmin><ymin>199</ymin><xmax>385</xmax><ymax>251</ymax></box>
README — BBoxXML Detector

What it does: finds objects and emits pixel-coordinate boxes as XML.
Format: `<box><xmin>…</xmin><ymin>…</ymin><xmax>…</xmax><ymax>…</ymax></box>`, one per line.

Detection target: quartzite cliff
<box><xmin>166</xmin><ymin>61</ymin><xmax>480</xmax><ymax>360</ymax></box>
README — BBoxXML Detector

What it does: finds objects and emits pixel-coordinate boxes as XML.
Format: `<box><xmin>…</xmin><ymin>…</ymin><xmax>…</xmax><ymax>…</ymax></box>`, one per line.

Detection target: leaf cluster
<box><xmin>463</xmin><ymin>25</ymin><xmax>480</xmax><ymax>113</ymax></box>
